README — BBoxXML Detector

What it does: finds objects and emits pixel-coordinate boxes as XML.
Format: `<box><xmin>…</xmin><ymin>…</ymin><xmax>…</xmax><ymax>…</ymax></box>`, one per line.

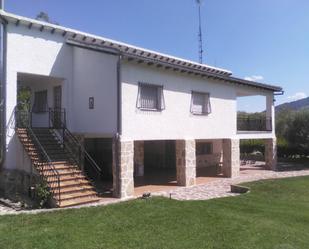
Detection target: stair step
<box><xmin>59</xmin><ymin>190</ymin><xmax>98</xmax><ymax>201</ymax></box>
<box><xmin>36</xmin><ymin>162</ymin><xmax>79</xmax><ymax>172</ymax></box>
<box><xmin>38</xmin><ymin>141</ymin><xmax>61</xmax><ymax>145</ymax></box>
<box><xmin>39</xmin><ymin>161</ymin><xmax>74</xmax><ymax>167</ymax></box>
<box><xmin>51</xmin><ymin>179</ymin><xmax>92</xmax><ymax>189</ymax></box>
<box><xmin>41</xmin><ymin>145</ymin><xmax>64</xmax><ymax>149</ymax></box>
<box><xmin>47</xmin><ymin>174</ymin><xmax>86</xmax><ymax>183</ymax></box>
<box><xmin>17</xmin><ymin>127</ymin><xmax>102</xmax><ymax>208</ymax></box>
<box><xmin>57</xmin><ymin>196</ymin><xmax>102</xmax><ymax>208</ymax></box>
<box><xmin>57</xmin><ymin>185</ymin><xmax>95</xmax><ymax>195</ymax></box>
<box><xmin>44</xmin><ymin>168</ymin><xmax>83</xmax><ymax>176</ymax></box>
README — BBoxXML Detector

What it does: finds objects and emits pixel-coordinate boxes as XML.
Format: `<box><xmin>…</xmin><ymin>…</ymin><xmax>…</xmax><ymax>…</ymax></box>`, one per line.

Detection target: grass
<box><xmin>1</xmin><ymin>176</ymin><xmax>309</xmax><ymax>249</ymax></box>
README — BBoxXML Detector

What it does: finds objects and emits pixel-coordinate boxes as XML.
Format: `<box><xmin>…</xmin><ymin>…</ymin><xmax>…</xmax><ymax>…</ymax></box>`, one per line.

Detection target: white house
<box><xmin>0</xmin><ymin>10</ymin><xmax>283</xmax><ymax>207</ymax></box>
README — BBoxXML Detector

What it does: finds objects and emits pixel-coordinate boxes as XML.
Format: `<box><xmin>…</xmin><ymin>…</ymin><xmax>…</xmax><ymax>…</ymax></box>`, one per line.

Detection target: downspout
<box><xmin>113</xmin><ymin>54</ymin><xmax>122</xmax><ymax>197</ymax></box>
<box><xmin>116</xmin><ymin>55</ymin><xmax>122</xmax><ymax>135</ymax></box>
<box><xmin>0</xmin><ymin>0</ymin><xmax>7</xmax><ymax>168</ymax></box>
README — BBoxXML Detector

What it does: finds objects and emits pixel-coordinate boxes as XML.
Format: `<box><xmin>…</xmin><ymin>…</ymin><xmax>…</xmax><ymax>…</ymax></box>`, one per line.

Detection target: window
<box><xmin>32</xmin><ymin>90</ymin><xmax>47</xmax><ymax>113</ymax></box>
<box><xmin>190</xmin><ymin>91</ymin><xmax>211</xmax><ymax>115</ymax></box>
<box><xmin>196</xmin><ymin>142</ymin><xmax>213</xmax><ymax>156</ymax></box>
<box><xmin>137</xmin><ymin>83</ymin><xmax>165</xmax><ymax>111</ymax></box>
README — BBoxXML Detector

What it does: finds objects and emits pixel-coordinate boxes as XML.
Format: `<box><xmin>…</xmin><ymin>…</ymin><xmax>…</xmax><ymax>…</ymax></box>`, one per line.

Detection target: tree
<box><xmin>275</xmin><ymin>108</ymin><xmax>295</xmax><ymax>140</ymax></box>
<box><xmin>286</xmin><ymin>110</ymin><xmax>309</xmax><ymax>156</ymax></box>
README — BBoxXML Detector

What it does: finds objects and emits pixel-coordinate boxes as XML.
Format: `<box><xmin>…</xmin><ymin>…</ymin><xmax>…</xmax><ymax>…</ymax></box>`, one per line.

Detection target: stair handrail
<box><xmin>15</xmin><ymin>109</ymin><xmax>61</xmax><ymax>206</ymax></box>
<box><xmin>63</xmin><ymin>128</ymin><xmax>102</xmax><ymax>176</ymax></box>
<box><xmin>48</xmin><ymin>108</ymin><xmax>102</xmax><ymax>177</ymax></box>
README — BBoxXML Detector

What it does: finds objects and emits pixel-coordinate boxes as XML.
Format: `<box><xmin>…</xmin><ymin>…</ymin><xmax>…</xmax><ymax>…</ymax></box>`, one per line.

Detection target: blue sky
<box><xmin>5</xmin><ymin>0</ymin><xmax>309</xmax><ymax>112</ymax></box>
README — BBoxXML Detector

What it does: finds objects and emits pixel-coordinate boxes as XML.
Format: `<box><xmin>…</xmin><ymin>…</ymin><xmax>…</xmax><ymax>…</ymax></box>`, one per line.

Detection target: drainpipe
<box><xmin>113</xmin><ymin>54</ymin><xmax>122</xmax><ymax>197</ymax></box>
<box><xmin>116</xmin><ymin>55</ymin><xmax>122</xmax><ymax>136</ymax></box>
<box><xmin>0</xmin><ymin>0</ymin><xmax>7</xmax><ymax>168</ymax></box>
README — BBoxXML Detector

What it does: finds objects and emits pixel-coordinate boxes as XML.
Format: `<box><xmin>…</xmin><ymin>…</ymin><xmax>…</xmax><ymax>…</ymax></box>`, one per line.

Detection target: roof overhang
<box><xmin>67</xmin><ymin>38</ymin><xmax>283</xmax><ymax>93</ymax></box>
<box><xmin>1</xmin><ymin>10</ymin><xmax>283</xmax><ymax>93</ymax></box>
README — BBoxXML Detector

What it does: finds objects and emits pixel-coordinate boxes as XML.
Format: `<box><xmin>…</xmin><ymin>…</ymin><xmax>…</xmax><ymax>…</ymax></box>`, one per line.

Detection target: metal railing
<box><xmin>48</xmin><ymin>108</ymin><xmax>66</xmax><ymax>129</ymax></box>
<box><xmin>237</xmin><ymin>117</ymin><xmax>272</xmax><ymax>132</ymax></box>
<box><xmin>62</xmin><ymin>128</ymin><xmax>103</xmax><ymax>178</ymax></box>
<box><xmin>15</xmin><ymin>109</ymin><xmax>61</xmax><ymax>205</ymax></box>
<box><xmin>48</xmin><ymin>109</ymin><xmax>103</xmax><ymax>178</ymax></box>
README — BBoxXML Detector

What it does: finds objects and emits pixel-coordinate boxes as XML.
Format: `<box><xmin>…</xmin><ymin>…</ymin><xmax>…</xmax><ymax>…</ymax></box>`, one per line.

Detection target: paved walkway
<box><xmin>0</xmin><ymin>198</ymin><xmax>23</xmax><ymax>215</ymax></box>
<box><xmin>1</xmin><ymin>165</ymin><xmax>309</xmax><ymax>215</ymax></box>
<box><xmin>155</xmin><ymin>166</ymin><xmax>309</xmax><ymax>200</ymax></box>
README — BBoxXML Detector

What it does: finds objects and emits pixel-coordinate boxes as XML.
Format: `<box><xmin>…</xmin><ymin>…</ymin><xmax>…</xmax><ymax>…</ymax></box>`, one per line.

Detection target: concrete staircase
<box><xmin>16</xmin><ymin>128</ymin><xmax>101</xmax><ymax>208</ymax></box>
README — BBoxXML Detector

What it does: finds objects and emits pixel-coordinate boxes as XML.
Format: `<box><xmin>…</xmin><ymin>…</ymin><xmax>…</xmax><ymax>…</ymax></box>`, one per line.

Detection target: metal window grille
<box><xmin>137</xmin><ymin>83</ymin><xmax>165</xmax><ymax>111</ymax></box>
<box><xmin>191</xmin><ymin>91</ymin><xmax>211</xmax><ymax>115</ymax></box>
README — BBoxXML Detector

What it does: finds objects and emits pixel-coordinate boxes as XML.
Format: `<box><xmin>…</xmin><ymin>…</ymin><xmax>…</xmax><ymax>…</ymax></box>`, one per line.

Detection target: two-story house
<box><xmin>0</xmin><ymin>10</ymin><xmax>283</xmax><ymax>207</ymax></box>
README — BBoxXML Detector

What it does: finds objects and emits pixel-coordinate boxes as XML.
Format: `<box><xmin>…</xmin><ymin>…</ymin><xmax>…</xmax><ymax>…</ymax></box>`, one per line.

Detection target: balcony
<box><xmin>237</xmin><ymin>116</ymin><xmax>272</xmax><ymax>132</ymax></box>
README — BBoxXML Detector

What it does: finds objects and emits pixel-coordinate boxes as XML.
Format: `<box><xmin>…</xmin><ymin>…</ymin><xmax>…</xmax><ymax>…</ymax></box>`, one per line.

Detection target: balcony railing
<box><xmin>237</xmin><ymin>117</ymin><xmax>272</xmax><ymax>132</ymax></box>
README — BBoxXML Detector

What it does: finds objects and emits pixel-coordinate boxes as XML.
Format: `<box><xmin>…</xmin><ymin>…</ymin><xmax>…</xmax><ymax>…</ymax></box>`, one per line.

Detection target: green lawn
<box><xmin>1</xmin><ymin>177</ymin><xmax>309</xmax><ymax>249</ymax></box>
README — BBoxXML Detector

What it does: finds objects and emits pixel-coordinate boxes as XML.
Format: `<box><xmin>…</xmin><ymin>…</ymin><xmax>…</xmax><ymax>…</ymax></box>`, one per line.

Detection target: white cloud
<box><xmin>287</xmin><ymin>92</ymin><xmax>307</xmax><ymax>102</ymax></box>
<box><xmin>244</xmin><ymin>75</ymin><xmax>264</xmax><ymax>81</ymax></box>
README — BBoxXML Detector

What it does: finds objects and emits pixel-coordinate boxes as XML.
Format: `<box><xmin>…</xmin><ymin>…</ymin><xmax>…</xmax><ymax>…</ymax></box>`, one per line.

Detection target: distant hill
<box><xmin>276</xmin><ymin>97</ymin><xmax>309</xmax><ymax>112</ymax></box>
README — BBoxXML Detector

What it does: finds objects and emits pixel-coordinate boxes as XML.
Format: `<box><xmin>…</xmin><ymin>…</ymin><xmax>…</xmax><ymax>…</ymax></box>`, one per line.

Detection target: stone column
<box><xmin>176</xmin><ymin>139</ymin><xmax>196</xmax><ymax>187</ymax></box>
<box><xmin>265</xmin><ymin>138</ymin><xmax>277</xmax><ymax>170</ymax></box>
<box><xmin>134</xmin><ymin>141</ymin><xmax>144</xmax><ymax>176</ymax></box>
<box><xmin>112</xmin><ymin>138</ymin><xmax>134</xmax><ymax>198</ymax></box>
<box><xmin>222</xmin><ymin>139</ymin><xmax>240</xmax><ymax>178</ymax></box>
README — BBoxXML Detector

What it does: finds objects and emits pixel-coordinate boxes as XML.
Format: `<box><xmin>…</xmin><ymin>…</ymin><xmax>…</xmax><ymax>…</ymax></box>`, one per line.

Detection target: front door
<box><xmin>53</xmin><ymin>86</ymin><xmax>62</xmax><ymax>128</ymax></box>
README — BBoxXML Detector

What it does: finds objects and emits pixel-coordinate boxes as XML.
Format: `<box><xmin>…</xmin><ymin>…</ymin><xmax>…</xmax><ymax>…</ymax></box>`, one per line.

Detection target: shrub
<box><xmin>240</xmin><ymin>139</ymin><xmax>265</xmax><ymax>154</ymax></box>
<box><xmin>35</xmin><ymin>182</ymin><xmax>51</xmax><ymax>208</ymax></box>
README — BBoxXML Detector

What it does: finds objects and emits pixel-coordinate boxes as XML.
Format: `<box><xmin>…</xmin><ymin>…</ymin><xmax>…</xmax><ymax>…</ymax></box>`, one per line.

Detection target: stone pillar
<box><xmin>265</xmin><ymin>138</ymin><xmax>277</xmax><ymax>170</ymax></box>
<box><xmin>176</xmin><ymin>139</ymin><xmax>196</xmax><ymax>187</ymax></box>
<box><xmin>112</xmin><ymin>138</ymin><xmax>134</xmax><ymax>198</ymax></box>
<box><xmin>222</xmin><ymin>139</ymin><xmax>240</xmax><ymax>178</ymax></box>
<box><xmin>134</xmin><ymin>141</ymin><xmax>144</xmax><ymax>176</ymax></box>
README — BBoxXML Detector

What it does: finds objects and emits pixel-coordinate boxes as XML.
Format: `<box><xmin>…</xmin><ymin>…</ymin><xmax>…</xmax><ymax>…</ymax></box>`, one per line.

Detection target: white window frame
<box><xmin>190</xmin><ymin>91</ymin><xmax>211</xmax><ymax>115</ymax></box>
<box><xmin>136</xmin><ymin>82</ymin><xmax>165</xmax><ymax>111</ymax></box>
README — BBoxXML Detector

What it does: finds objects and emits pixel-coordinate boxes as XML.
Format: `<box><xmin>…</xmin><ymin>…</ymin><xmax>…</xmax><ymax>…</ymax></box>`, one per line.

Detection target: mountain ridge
<box><xmin>276</xmin><ymin>97</ymin><xmax>309</xmax><ymax>112</ymax></box>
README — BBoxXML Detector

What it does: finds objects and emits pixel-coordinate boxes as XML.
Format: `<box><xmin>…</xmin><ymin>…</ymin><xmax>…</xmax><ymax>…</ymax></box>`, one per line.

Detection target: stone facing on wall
<box><xmin>265</xmin><ymin>138</ymin><xmax>277</xmax><ymax>170</ymax></box>
<box><xmin>134</xmin><ymin>141</ymin><xmax>144</xmax><ymax>176</ymax></box>
<box><xmin>176</xmin><ymin>140</ymin><xmax>196</xmax><ymax>187</ymax></box>
<box><xmin>112</xmin><ymin>138</ymin><xmax>134</xmax><ymax>198</ymax></box>
<box><xmin>0</xmin><ymin>169</ymin><xmax>40</xmax><ymax>199</ymax></box>
<box><xmin>222</xmin><ymin>139</ymin><xmax>240</xmax><ymax>178</ymax></box>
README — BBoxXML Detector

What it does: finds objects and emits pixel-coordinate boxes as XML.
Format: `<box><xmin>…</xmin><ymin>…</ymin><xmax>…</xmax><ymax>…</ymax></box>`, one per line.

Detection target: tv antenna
<box><xmin>196</xmin><ymin>0</ymin><xmax>204</xmax><ymax>64</ymax></box>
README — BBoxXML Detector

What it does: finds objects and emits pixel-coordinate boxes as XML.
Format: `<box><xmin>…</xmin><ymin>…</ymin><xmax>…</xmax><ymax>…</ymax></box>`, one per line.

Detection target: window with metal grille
<box><xmin>190</xmin><ymin>91</ymin><xmax>211</xmax><ymax>115</ymax></box>
<box><xmin>196</xmin><ymin>142</ymin><xmax>213</xmax><ymax>155</ymax></box>
<box><xmin>137</xmin><ymin>83</ymin><xmax>165</xmax><ymax>111</ymax></box>
<box><xmin>32</xmin><ymin>90</ymin><xmax>47</xmax><ymax>113</ymax></box>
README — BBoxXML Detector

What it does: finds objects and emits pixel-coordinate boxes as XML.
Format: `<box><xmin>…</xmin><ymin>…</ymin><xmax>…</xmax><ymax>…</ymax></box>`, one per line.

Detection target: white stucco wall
<box><xmin>121</xmin><ymin>62</ymin><xmax>275</xmax><ymax>141</ymax></box>
<box><xmin>72</xmin><ymin>47</ymin><xmax>118</xmax><ymax>136</ymax></box>
<box><xmin>4</xmin><ymin>24</ymin><xmax>118</xmax><ymax>170</ymax></box>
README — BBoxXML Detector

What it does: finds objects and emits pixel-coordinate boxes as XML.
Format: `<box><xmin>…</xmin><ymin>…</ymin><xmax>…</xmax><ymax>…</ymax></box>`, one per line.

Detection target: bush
<box><xmin>35</xmin><ymin>182</ymin><xmax>51</xmax><ymax>208</ymax></box>
<box><xmin>240</xmin><ymin>140</ymin><xmax>265</xmax><ymax>154</ymax></box>
<box><xmin>275</xmin><ymin>109</ymin><xmax>309</xmax><ymax>158</ymax></box>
